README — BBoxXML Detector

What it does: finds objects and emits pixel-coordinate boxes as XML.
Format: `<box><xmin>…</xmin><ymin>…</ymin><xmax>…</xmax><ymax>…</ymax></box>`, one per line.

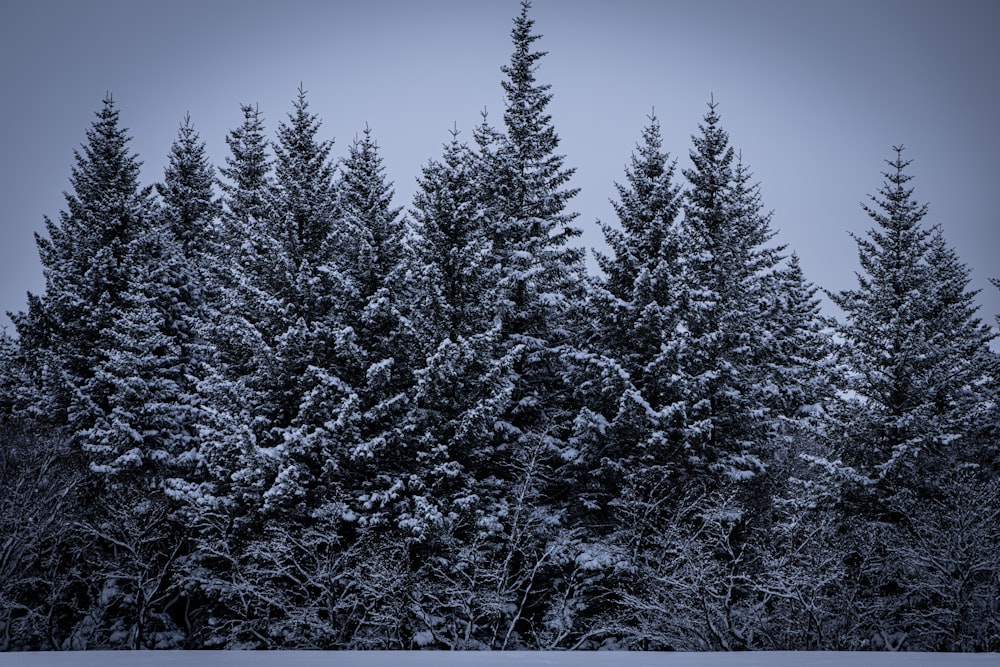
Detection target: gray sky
<box><xmin>1</xmin><ymin>0</ymin><xmax>998</xmax><ymax>339</ymax></box>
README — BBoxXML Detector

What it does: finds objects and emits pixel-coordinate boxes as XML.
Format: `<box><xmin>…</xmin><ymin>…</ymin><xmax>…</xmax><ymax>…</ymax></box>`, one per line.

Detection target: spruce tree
<box><xmin>191</xmin><ymin>102</ymin><xmax>274</xmax><ymax>515</ymax></box>
<box><xmin>674</xmin><ymin>100</ymin><xmax>785</xmax><ymax>482</ymax></box>
<box><xmin>333</xmin><ymin>125</ymin><xmax>410</xmax><ymax>470</ymax></box>
<box><xmin>408</xmin><ymin>128</ymin><xmax>497</xmax><ymax>342</ymax></box>
<box><xmin>600</xmin><ymin>101</ymin><xmax>792</xmax><ymax>650</ymax></box>
<box><xmin>158</xmin><ymin>114</ymin><xmax>220</xmax><ymax>257</ymax></box>
<box><xmin>826</xmin><ymin>147</ymin><xmax>998</xmax><ymax>649</ymax></box>
<box><xmin>482</xmin><ymin>1</ymin><xmax>584</xmax><ymax>340</ymax></box>
<box><xmin>592</xmin><ymin>111</ymin><xmax>686</xmax><ymax>477</ymax></box>
<box><xmin>829</xmin><ymin>147</ymin><xmax>995</xmax><ymax>496</ymax></box>
<box><xmin>13</xmin><ymin>95</ymin><xmax>158</xmax><ymax>432</ymax></box>
<box><xmin>258</xmin><ymin>86</ymin><xmax>349</xmax><ymax>514</ymax></box>
<box><xmin>407</xmin><ymin>2</ymin><xmax>602</xmax><ymax>647</ymax></box>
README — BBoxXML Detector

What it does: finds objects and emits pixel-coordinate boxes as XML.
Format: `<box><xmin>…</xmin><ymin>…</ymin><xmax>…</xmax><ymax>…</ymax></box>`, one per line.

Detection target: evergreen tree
<box><xmin>151</xmin><ymin>114</ymin><xmax>221</xmax><ymax>497</ymax></box>
<box><xmin>406</xmin><ymin>3</ymin><xmax>604</xmax><ymax>647</ymax></box>
<box><xmin>408</xmin><ymin>128</ymin><xmax>497</xmax><ymax>342</ymax></box>
<box><xmin>825</xmin><ymin>147</ymin><xmax>998</xmax><ymax>649</ymax></box>
<box><xmin>258</xmin><ymin>85</ymin><xmax>350</xmax><ymax>514</ymax></box>
<box><xmin>13</xmin><ymin>95</ymin><xmax>158</xmax><ymax>431</ymax></box>
<box><xmin>158</xmin><ymin>114</ymin><xmax>220</xmax><ymax>257</ymax></box>
<box><xmin>829</xmin><ymin>147</ymin><xmax>995</xmax><ymax>497</ymax></box>
<box><xmin>479</xmin><ymin>0</ymin><xmax>584</xmax><ymax>340</ymax></box>
<box><xmin>591</xmin><ymin>111</ymin><xmax>686</xmax><ymax>492</ymax></box>
<box><xmin>333</xmin><ymin>124</ymin><xmax>410</xmax><ymax>471</ymax></box>
<box><xmin>596</xmin><ymin>101</ymin><xmax>794</xmax><ymax>650</ymax></box>
<box><xmin>337</xmin><ymin>125</ymin><xmax>406</xmax><ymax>304</ymax></box>
<box><xmin>673</xmin><ymin>100</ymin><xmax>785</xmax><ymax>483</ymax></box>
<box><xmin>194</xmin><ymin>101</ymin><xmax>275</xmax><ymax>513</ymax></box>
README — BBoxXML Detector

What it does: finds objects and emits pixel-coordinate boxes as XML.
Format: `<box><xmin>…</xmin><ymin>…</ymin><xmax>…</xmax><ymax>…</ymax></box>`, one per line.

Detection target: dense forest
<box><xmin>1</xmin><ymin>1</ymin><xmax>998</xmax><ymax>652</ymax></box>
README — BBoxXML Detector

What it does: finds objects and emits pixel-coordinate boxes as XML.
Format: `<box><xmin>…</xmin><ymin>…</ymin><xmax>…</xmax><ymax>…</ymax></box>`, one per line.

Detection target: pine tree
<box><xmin>586</xmin><ymin>115</ymin><xmax>689</xmax><ymax>631</ymax></box>
<box><xmin>480</xmin><ymin>0</ymin><xmax>584</xmax><ymax>340</ymax></box>
<box><xmin>333</xmin><ymin>124</ymin><xmax>410</xmax><ymax>469</ymax></box>
<box><xmin>591</xmin><ymin>111</ymin><xmax>686</xmax><ymax>481</ymax></box>
<box><xmin>183</xmin><ymin>102</ymin><xmax>274</xmax><ymax>518</ymax></box>
<box><xmin>825</xmin><ymin>147</ymin><xmax>998</xmax><ymax>649</ymax></box>
<box><xmin>829</xmin><ymin>147</ymin><xmax>995</xmax><ymax>496</ymax></box>
<box><xmin>407</xmin><ymin>3</ymin><xmax>602</xmax><ymax>647</ymax></box>
<box><xmin>337</xmin><ymin>126</ymin><xmax>405</xmax><ymax>303</ymax></box>
<box><xmin>674</xmin><ymin>100</ymin><xmax>785</xmax><ymax>483</ymax></box>
<box><xmin>408</xmin><ymin>127</ymin><xmax>498</xmax><ymax>342</ymax></box>
<box><xmin>13</xmin><ymin>95</ymin><xmax>158</xmax><ymax>431</ymax></box>
<box><xmin>158</xmin><ymin>114</ymin><xmax>220</xmax><ymax>257</ymax></box>
<box><xmin>597</xmin><ymin>100</ymin><xmax>793</xmax><ymax>650</ymax></box>
<box><xmin>257</xmin><ymin>86</ymin><xmax>351</xmax><ymax>514</ymax></box>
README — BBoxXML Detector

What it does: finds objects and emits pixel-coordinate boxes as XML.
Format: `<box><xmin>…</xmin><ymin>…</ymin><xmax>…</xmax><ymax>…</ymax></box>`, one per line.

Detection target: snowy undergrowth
<box><xmin>1</xmin><ymin>652</ymin><xmax>997</xmax><ymax>667</ymax></box>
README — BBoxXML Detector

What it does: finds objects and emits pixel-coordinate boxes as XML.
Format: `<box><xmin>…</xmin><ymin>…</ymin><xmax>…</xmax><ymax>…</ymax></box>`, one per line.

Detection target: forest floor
<box><xmin>2</xmin><ymin>651</ymin><xmax>998</xmax><ymax>667</ymax></box>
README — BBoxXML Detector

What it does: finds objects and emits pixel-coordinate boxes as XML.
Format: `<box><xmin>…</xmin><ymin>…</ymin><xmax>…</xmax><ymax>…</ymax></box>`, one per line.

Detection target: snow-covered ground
<box><xmin>1</xmin><ymin>652</ymin><xmax>997</xmax><ymax>667</ymax></box>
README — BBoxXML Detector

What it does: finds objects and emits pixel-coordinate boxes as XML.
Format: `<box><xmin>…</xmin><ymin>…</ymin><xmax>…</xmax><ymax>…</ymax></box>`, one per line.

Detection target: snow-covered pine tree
<box><xmin>481</xmin><ymin>1</ymin><xmax>584</xmax><ymax>341</ymax></box>
<box><xmin>829</xmin><ymin>147</ymin><xmax>995</xmax><ymax>501</ymax></box>
<box><xmin>255</xmin><ymin>86</ymin><xmax>352</xmax><ymax>515</ymax></box>
<box><xmin>13</xmin><ymin>96</ymin><xmax>158</xmax><ymax>432</ymax></box>
<box><xmin>825</xmin><ymin>147</ymin><xmax>998</xmax><ymax>650</ymax></box>
<box><xmin>158</xmin><ymin>114</ymin><xmax>220</xmax><ymax>259</ymax></box>
<box><xmin>582</xmin><ymin>112</ymin><xmax>693</xmax><ymax>648</ymax></box>
<box><xmin>399</xmin><ymin>126</ymin><xmax>503</xmax><ymax>541</ymax></box>
<box><xmin>333</xmin><ymin>124</ymin><xmax>412</xmax><ymax>482</ymax></box>
<box><xmin>8</xmin><ymin>97</ymin><xmax>196</xmax><ymax>486</ymax></box>
<box><xmin>405</xmin><ymin>2</ymin><xmax>605</xmax><ymax>648</ymax></box>
<box><xmin>8</xmin><ymin>96</ymin><xmax>209</xmax><ymax>647</ymax></box>
<box><xmin>189</xmin><ymin>102</ymin><xmax>274</xmax><ymax>518</ymax></box>
<box><xmin>185</xmin><ymin>91</ymin><xmax>375</xmax><ymax>648</ymax></box>
<box><xmin>601</xmin><ymin>100</ymin><xmax>791</xmax><ymax>650</ymax></box>
<box><xmin>396</xmin><ymin>128</ymin><xmax>519</xmax><ymax>648</ymax></box>
<box><xmin>150</xmin><ymin>114</ymin><xmax>221</xmax><ymax>498</ymax></box>
<box><xmin>312</xmin><ymin>123</ymin><xmax>423</xmax><ymax>647</ymax></box>
<box><xmin>590</xmin><ymin>111</ymin><xmax>686</xmax><ymax>501</ymax></box>
<box><xmin>408</xmin><ymin>127</ymin><xmax>497</xmax><ymax>342</ymax></box>
<box><xmin>674</xmin><ymin>99</ymin><xmax>785</xmax><ymax>485</ymax></box>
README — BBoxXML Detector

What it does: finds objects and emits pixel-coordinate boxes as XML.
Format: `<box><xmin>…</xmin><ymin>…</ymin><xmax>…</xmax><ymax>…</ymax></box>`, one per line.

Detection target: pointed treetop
<box><xmin>500</xmin><ymin>0</ymin><xmax>555</xmax><ymax>156</ymax></box>
<box><xmin>71</xmin><ymin>94</ymin><xmax>144</xmax><ymax>203</ymax></box>
<box><xmin>158</xmin><ymin>112</ymin><xmax>218</xmax><ymax>250</ymax></box>
<box><xmin>218</xmin><ymin>103</ymin><xmax>272</xmax><ymax>224</ymax></box>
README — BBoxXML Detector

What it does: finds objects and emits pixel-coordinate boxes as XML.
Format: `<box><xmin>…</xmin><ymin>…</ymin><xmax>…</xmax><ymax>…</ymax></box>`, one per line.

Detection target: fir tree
<box><xmin>825</xmin><ymin>147</ymin><xmax>998</xmax><ymax>650</ymax></box>
<box><xmin>157</xmin><ymin>114</ymin><xmax>220</xmax><ymax>257</ymax></box>
<box><xmin>13</xmin><ymin>95</ymin><xmax>158</xmax><ymax>431</ymax></box>
<box><xmin>481</xmin><ymin>0</ymin><xmax>584</xmax><ymax>340</ymax></box>
<box><xmin>829</xmin><ymin>147</ymin><xmax>995</xmax><ymax>496</ymax></box>
<box><xmin>258</xmin><ymin>86</ymin><xmax>351</xmax><ymax>514</ymax></box>
<box><xmin>409</xmin><ymin>3</ymin><xmax>601</xmax><ymax>647</ymax></box>
<box><xmin>188</xmin><ymin>102</ymin><xmax>275</xmax><ymax>515</ymax></box>
<box><xmin>408</xmin><ymin>127</ymin><xmax>498</xmax><ymax>342</ymax></box>
<box><xmin>674</xmin><ymin>100</ymin><xmax>785</xmax><ymax>482</ymax></box>
<box><xmin>591</xmin><ymin>111</ymin><xmax>686</xmax><ymax>474</ymax></box>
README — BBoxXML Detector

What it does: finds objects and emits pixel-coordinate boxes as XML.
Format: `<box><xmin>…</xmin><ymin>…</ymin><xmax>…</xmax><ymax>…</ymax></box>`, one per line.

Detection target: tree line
<box><xmin>1</xmin><ymin>1</ymin><xmax>998</xmax><ymax>652</ymax></box>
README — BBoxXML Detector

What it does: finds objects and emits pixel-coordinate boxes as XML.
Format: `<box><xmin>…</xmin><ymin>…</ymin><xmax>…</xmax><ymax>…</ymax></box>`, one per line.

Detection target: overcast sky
<box><xmin>1</xmin><ymin>0</ymin><xmax>998</xmax><ymax>339</ymax></box>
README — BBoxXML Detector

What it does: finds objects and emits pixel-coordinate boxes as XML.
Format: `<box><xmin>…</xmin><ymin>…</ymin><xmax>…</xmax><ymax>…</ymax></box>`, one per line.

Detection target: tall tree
<box><xmin>591</xmin><ymin>111</ymin><xmax>686</xmax><ymax>485</ymax></box>
<box><xmin>599</xmin><ymin>101</ymin><xmax>793</xmax><ymax>650</ymax></box>
<box><xmin>157</xmin><ymin>113</ymin><xmax>220</xmax><ymax>258</ymax></box>
<box><xmin>829</xmin><ymin>147</ymin><xmax>995</xmax><ymax>497</ymax></box>
<box><xmin>479</xmin><ymin>0</ymin><xmax>585</xmax><ymax>340</ymax></box>
<box><xmin>825</xmin><ymin>147</ymin><xmax>998</xmax><ymax>649</ymax></box>
<box><xmin>674</xmin><ymin>100</ymin><xmax>785</xmax><ymax>483</ymax></box>
<box><xmin>406</xmin><ymin>2</ymin><xmax>605</xmax><ymax>648</ymax></box>
<box><xmin>408</xmin><ymin>128</ymin><xmax>497</xmax><ymax>343</ymax></box>
<box><xmin>13</xmin><ymin>95</ymin><xmax>158</xmax><ymax>431</ymax></box>
<box><xmin>256</xmin><ymin>85</ymin><xmax>348</xmax><ymax>514</ymax></box>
